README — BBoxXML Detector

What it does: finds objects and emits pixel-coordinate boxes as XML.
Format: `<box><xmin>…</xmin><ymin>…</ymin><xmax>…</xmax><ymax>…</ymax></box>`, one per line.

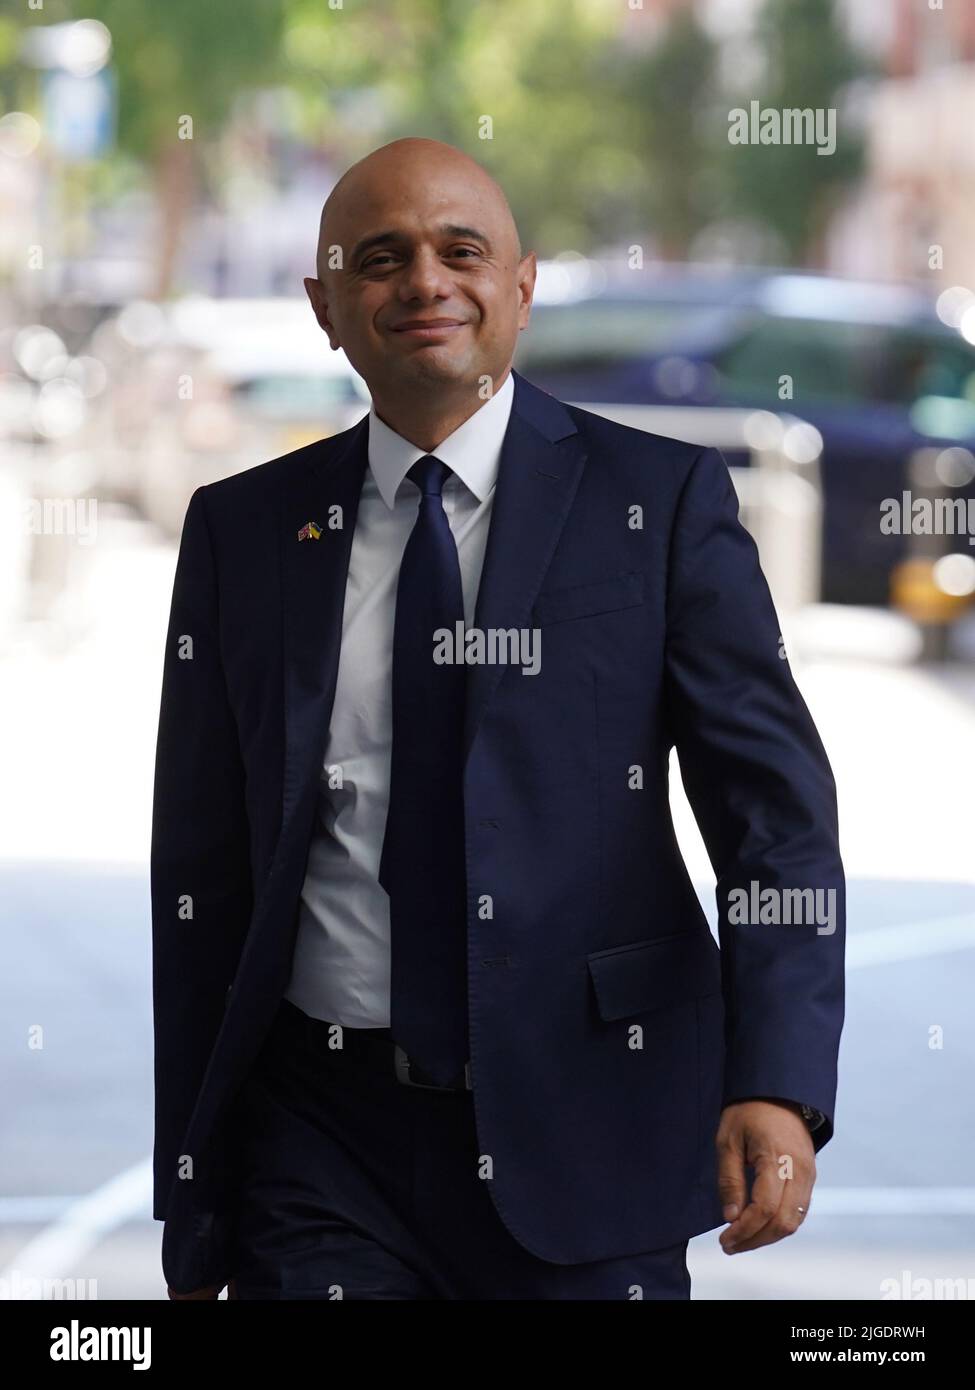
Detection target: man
<box><xmin>151</xmin><ymin>137</ymin><xmax>845</xmax><ymax>1300</ymax></box>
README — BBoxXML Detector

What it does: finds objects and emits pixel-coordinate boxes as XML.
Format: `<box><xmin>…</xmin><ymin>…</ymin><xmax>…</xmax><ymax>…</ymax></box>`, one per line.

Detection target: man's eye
<box><xmin>362</xmin><ymin>247</ymin><xmax>479</xmax><ymax>270</ymax></box>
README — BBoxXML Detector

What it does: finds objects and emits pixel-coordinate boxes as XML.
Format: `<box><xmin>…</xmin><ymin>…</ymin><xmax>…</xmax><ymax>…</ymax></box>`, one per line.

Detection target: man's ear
<box><xmin>517</xmin><ymin>252</ymin><xmax>536</xmax><ymax>328</ymax></box>
<box><xmin>303</xmin><ymin>276</ymin><xmax>338</xmax><ymax>346</ymax></box>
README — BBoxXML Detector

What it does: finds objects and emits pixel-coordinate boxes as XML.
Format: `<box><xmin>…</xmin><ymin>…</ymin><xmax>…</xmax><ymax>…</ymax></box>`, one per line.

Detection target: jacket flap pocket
<box><xmin>532</xmin><ymin>570</ymin><xmax>644</xmax><ymax>626</ymax></box>
<box><xmin>587</xmin><ymin>930</ymin><xmax>721</xmax><ymax>1023</ymax></box>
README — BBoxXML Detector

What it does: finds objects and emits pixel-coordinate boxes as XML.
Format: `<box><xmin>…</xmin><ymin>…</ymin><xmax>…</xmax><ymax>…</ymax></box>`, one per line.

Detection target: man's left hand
<box><xmin>716</xmin><ymin>1099</ymin><xmax>816</xmax><ymax>1255</ymax></box>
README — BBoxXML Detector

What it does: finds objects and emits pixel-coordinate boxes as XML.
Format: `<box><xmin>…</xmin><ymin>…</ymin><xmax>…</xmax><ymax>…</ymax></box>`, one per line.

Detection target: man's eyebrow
<box><xmin>349</xmin><ymin>225</ymin><xmax>493</xmax><ymax>262</ymax></box>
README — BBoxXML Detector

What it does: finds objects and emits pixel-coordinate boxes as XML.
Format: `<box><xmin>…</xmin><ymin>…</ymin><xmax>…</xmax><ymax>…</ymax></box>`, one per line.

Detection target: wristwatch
<box><xmin>729</xmin><ymin>1096</ymin><xmax>826</xmax><ymax>1130</ymax></box>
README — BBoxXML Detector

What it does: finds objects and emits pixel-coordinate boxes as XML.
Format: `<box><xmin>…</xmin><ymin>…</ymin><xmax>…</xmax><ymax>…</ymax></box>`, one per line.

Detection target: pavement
<box><xmin>1</xmin><ymin>505</ymin><xmax>973</xmax><ymax>1299</ymax></box>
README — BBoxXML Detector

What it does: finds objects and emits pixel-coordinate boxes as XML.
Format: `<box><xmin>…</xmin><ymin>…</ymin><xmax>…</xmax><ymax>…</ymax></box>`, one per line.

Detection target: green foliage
<box><xmin>11</xmin><ymin>0</ymin><xmax>872</xmax><ymax>269</ymax></box>
<box><xmin>617</xmin><ymin>7</ymin><xmax>722</xmax><ymax>257</ymax></box>
<box><xmin>723</xmin><ymin>0</ymin><xmax>871</xmax><ymax>262</ymax></box>
<box><xmin>72</xmin><ymin>0</ymin><xmax>288</xmax><ymax>155</ymax></box>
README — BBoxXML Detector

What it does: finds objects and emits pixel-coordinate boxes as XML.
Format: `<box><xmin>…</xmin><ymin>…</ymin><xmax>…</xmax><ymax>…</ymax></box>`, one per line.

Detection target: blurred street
<box><xmin>1</xmin><ymin>502</ymin><xmax>973</xmax><ymax>1299</ymax></box>
<box><xmin>3</xmin><ymin>0</ymin><xmax>975</xmax><ymax>1308</ymax></box>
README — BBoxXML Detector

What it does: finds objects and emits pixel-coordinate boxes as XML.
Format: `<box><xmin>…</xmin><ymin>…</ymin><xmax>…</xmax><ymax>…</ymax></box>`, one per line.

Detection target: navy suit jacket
<box><xmin>151</xmin><ymin>367</ymin><xmax>845</xmax><ymax>1292</ymax></box>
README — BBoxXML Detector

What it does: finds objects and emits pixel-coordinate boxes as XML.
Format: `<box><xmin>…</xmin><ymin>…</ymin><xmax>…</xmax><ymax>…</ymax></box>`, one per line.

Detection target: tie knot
<box><xmin>407</xmin><ymin>454</ymin><xmax>450</xmax><ymax>497</ymax></box>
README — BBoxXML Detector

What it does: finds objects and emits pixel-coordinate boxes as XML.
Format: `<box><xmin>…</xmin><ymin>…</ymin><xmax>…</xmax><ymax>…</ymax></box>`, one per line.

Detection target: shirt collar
<box><xmin>367</xmin><ymin>369</ymin><xmax>514</xmax><ymax>510</ymax></box>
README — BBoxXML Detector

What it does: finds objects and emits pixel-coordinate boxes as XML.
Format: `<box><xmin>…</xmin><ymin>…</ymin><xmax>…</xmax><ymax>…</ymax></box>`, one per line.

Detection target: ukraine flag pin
<box><xmin>297</xmin><ymin>520</ymin><xmax>323</xmax><ymax>541</ymax></box>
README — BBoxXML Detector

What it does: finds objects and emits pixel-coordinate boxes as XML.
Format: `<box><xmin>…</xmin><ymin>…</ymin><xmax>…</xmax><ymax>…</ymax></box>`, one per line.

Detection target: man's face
<box><xmin>305</xmin><ymin>161</ymin><xmax>534</xmax><ymax>398</ymax></box>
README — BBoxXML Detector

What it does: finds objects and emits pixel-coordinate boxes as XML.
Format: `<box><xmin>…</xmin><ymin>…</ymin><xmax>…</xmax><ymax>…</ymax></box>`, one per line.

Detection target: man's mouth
<box><xmin>389</xmin><ymin>319</ymin><xmax>468</xmax><ymax>340</ymax></box>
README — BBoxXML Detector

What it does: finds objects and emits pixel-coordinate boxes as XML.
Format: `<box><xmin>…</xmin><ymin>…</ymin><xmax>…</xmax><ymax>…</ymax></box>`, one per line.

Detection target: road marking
<box><xmin>2</xmin><ymin>917</ymin><xmax>974</xmax><ymax>1288</ymax></box>
<box><xmin>846</xmin><ymin>913</ymin><xmax>975</xmax><ymax>968</ymax></box>
<box><xmin>812</xmin><ymin>1188</ymin><xmax>975</xmax><ymax>1216</ymax></box>
<box><xmin>0</xmin><ymin>1158</ymin><xmax>151</xmax><ymax>1282</ymax></box>
<box><xmin>0</xmin><ymin>1197</ymin><xmax>77</xmax><ymax>1222</ymax></box>
<box><xmin>700</xmin><ymin>910</ymin><xmax>975</xmax><ymax>967</ymax></box>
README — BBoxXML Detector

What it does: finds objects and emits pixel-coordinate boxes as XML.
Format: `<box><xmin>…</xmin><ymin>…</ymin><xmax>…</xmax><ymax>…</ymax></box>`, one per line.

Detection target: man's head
<box><xmin>304</xmin><ymin>138</ymin><xmax>535</xmax><ymax>405</ymax></box>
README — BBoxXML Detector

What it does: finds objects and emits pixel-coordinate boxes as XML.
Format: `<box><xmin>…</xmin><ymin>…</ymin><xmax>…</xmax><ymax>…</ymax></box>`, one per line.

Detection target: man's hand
<box><xmin>716</xmin><ymin>1099</ymin><xmax>815</xmax><ymax>1255</ymax></box>
<box><xmin>167</xmin><ymin>1279</ymin><xmax>237</xmax><ymax>1299</ymax></box>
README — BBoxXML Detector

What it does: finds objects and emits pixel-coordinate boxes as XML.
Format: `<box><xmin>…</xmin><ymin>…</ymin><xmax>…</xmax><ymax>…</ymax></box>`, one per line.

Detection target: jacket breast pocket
<box><xmin>586</xmin><ymin>929</ymin><xmax>721</xmax><ymax>1023</ymax></box>
<box><xmin>532</xmin><ymin>570</ymin><xmax>645</xmax><ymax>626</ymax></box>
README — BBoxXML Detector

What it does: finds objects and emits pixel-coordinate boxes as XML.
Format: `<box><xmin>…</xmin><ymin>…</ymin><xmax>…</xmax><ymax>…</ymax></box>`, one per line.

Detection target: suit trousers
<box><xmin>225</xmin><ymin>997</ymin><xmax>691</xmax><ymax>1300</ymax></box>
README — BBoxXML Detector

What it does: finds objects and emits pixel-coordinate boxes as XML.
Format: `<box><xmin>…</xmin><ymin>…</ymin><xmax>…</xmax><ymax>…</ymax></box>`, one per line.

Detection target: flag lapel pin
<box><xmin>297</xmin><ymin>520</ymin><xmax>323</xmax><ymax>541</ymax></box>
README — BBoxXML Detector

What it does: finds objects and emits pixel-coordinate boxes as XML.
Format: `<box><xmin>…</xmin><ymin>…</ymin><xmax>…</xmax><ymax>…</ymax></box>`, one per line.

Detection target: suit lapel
<box><xmin>279</xmin><ymin>417</ymin><xmax>369</xmax><ymax>851</ymax></box>
<box><xmin>277</xmin><ymin>369</ymin><xmax>588</xmax><ymax>852</ymax></box>
<box><xmin>463</xmin><ymin>370</ymin><xmax>587</xmax><ymax>761</ymax></box>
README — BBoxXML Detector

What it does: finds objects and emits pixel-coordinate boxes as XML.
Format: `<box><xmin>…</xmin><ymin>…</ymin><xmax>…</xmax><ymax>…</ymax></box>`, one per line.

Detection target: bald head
<box><xmin>317</xmin><ymin>138</ymin><xmax>521</xmax><ymax>280</ymax></box>
<box><xmin>303</xmin><ymin>135</ymin><xmax>535</xmax><ymax>419</ymax></box>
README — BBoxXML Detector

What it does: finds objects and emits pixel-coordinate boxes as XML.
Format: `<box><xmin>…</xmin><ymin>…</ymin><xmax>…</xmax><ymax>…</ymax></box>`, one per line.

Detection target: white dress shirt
<box><xmin>283</xmin><ymin>370</ymin><xmax>515</xmax><ymax>1027</ymax></box>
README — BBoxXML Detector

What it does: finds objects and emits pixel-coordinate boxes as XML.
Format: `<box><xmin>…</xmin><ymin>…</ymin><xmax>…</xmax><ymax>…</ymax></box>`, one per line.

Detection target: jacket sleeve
<box><xmin>150</xmin><ymin>485</ymin><xmax>253</xmax><ymax>1220</ymax></box>
<box><xmin>662</xmin><ymin>446</ymin><xmax>845</xmax><ymax>1153</ymax></box>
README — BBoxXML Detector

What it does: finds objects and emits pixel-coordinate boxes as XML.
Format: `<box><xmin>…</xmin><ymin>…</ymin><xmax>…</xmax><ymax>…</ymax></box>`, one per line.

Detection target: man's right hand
<box><xmin>167</xmin><ymin>1279</ymin><xmax>237</xmax><ymax>1299</ymax></box>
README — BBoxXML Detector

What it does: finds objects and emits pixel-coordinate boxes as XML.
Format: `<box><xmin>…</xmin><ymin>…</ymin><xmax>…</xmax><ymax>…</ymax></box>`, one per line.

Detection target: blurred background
<box><xmin>1</xmin><ymin>0</ymin><xmax>974</xmax><ymax>1301</ymax></box>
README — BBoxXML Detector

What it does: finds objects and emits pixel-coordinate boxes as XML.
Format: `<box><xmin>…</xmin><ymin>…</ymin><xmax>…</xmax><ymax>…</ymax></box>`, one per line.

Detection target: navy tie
<box><xmin>378</xmin><ymin>454</ymin><xmax>469</xmax><ymax>1083</ymax></box>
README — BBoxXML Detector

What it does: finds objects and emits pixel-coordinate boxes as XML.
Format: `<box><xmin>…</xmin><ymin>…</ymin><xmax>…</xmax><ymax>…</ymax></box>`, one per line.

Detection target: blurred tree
<box><xmin>12</xmin><ymin>0</ymin><xmax>874</xmax><ymax>297</ymax></box>
<box><xmin>616</xmin><ymin>6</ymin><xmax>722</xmax><ymax>260</ymax></box>
<box><xmin>280</xmin><ymin>0</ymin><xmax>628</xmax><ymax>259</ymax></box>
<box><xmin>723</xmin><ymin>0</ymin><xmax>868</xmax><ymax>265</ymax></box>
<box><xmin>79</xmin><ymin>0</ymin><xmax>288</xmax><ymax>296</ymax></box>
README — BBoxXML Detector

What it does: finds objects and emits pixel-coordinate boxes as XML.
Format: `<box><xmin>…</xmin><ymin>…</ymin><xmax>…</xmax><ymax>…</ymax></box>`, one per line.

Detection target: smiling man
<box><xmin>151</xmin><ymin>137</ymin><xmax>845</xmax><ymax>1301</ymax></box>
<box><xmin>306</xmin><ymin>138</ymin><xmax>530</xmax><ymax>444</ymax></box>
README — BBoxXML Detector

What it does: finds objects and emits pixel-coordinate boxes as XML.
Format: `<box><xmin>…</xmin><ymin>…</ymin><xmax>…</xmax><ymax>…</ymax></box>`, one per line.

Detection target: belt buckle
<box><xmin>393</xmin><ymin>1045</ymin><xmax>471</xmax><ymax>1091</ymax></box>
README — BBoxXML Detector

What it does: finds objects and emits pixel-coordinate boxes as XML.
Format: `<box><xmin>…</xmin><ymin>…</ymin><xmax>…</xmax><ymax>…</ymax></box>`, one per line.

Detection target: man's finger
<box><xmin>719</xmin><ymin>1151</ymin><xmax>783</xmax><ymax>1252</ymax></box>
<box><xmin>715</xmin><ymin>1132</ymin><xmax>748</xmax><ymax>1222</ymax></box>
<box><xmin>730</xmin><ymin>1157</ymin><xmax>815</xmax><ymax>1254</ymax></box>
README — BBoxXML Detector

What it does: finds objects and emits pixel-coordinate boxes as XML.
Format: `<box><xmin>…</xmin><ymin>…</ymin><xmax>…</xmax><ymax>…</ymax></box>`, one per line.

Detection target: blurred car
<box><xmin>514</xmin><ymin>269</ymin><xmax>975</xmax><ymax>607</ymax></box>
<box><xmin>84</xmin><ymin>298</ymin><xmax>369</xmax><ymax>536</ymax></box>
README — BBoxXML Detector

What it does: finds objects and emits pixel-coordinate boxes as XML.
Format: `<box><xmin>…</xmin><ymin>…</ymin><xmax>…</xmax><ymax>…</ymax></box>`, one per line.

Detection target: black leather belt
<box><xmin>275</xmin><ymin>997</ymin><xmax>472</xmax><ymax>1091</ymax></box>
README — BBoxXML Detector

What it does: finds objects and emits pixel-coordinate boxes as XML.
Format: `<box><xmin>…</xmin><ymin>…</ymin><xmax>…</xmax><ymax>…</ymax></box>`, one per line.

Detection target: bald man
<box><xmin>151</xmin><ymin>138</ymin><xmax>845</xmax><ymax>1300</ymax></box>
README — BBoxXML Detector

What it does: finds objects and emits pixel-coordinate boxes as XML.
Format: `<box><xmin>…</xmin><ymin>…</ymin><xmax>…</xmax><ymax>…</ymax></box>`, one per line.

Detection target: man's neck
<box><xmin>370</xmin><ymin>368</ymin><xmax>510</xmax><ymax>452</ymax></box>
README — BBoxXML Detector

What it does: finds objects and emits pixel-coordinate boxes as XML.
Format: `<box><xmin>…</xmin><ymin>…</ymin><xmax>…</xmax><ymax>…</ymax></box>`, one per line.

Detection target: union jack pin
<box><xmin>297</xmin><ymin>520</ymin><xmax>323</xmax><ymax>541</ymax></box>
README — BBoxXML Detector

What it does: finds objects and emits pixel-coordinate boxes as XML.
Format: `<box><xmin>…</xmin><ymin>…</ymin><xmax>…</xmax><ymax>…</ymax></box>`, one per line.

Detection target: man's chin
<box><xmin>393</xmin><ymin>352</ymin><xmax>474</xmax><ymax>386</ymax></box>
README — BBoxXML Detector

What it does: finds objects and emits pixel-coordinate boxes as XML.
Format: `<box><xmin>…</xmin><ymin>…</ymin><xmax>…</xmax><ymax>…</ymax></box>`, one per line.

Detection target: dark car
<box><xmin>514</xmin><ymin>269</ymin><xmax>975</xmax><ymax>606</ymax></box>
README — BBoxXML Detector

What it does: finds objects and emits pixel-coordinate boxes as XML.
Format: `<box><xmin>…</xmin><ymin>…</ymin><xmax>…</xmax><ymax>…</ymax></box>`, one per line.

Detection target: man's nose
<box><xmin>396</xmin><ymin>247</ymin><xmax>454</xmax><ymax>300</ymax></box>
